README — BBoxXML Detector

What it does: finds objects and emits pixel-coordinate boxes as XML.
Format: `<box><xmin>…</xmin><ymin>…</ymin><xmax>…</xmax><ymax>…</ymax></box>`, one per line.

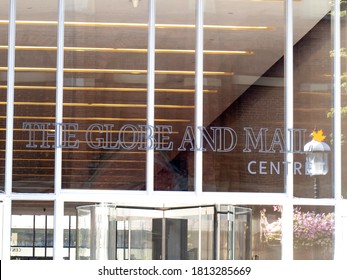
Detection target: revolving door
<box><xmin>76</xmin><ymin>204</ymin><xmax>252</xmax><ymax>260</ymax></box>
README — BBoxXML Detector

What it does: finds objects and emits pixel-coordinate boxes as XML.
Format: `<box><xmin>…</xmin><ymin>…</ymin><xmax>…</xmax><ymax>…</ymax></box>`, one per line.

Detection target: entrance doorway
<box><xmin>76</xmin><ymin>204</ymin><xmax>252</xmax><ymax>260</ymax></box>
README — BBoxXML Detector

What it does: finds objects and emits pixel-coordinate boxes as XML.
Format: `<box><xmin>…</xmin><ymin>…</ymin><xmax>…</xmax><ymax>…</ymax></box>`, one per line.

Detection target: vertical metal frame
<box><xmin>55</xmin><ymin>0</ymin><xmax>64</xmax><ymax>196</ymax></box>
<box><xmin>282</xmin><ymin>0</ymin><xmax>294</xmax><ymax>260</ymax></box>
<box><xmin>2</xmin><ymin>0</ymin><xmax>16</xmax><ymax>261</ymax></box>
<box><xmin>146</xmin><ymin>0</ymin><xmax>156</xmax><ymax>194</ymax></box>
<box><xmin>333</xmin><ymin>0</ymin><xmax>342</xmax><ymax>260</ymax></box>
<box><xmin>195</xmin><ymin>0</ymin><xmax>204</xmax><ymax>195</ymax></box>
<box><xmin>5</xmin><ymin>0</ymin><xmax>15</xmax><ymax>196</ymax></box>
<box><xmin>285</xmin><ymin>1</ymin><xmax>294</xmax><ymax>197</ymax></box>
<box><xmin>53</xmin><ymin>0</ymin><xmax>65</xmax><ymax>259</ymax></box>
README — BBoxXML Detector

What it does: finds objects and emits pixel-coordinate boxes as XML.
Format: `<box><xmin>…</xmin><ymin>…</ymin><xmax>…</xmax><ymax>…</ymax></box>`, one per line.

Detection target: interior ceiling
<box><xmin>0</xmin><ymin>0</ymin><xmax>334</xmax><ymax>204</ymax></box>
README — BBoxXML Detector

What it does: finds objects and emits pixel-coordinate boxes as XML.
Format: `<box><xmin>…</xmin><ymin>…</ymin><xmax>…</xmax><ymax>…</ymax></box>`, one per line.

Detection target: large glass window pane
<box><xmin>0</xmin><ymin>0</ymin><xmax>8</xmax><ymax>192</ymax></box>
<box><xmin>63</xmin><ymin>0</ymin><xmax>148</xmax><ymax>190</ymax></box>
<box><xmin>154</xmin><ymin>0</ymin><xmax>195</xmax><ymax>191</ymax></box>
<box><xmin>293</xmin><ymin>0</ymin><xmax>333</xmax><ymax>198</ymax></box>
<box><xmin>14</xmin><ymin>0</ymin><xmax>58</xmax><ymax>193</ymax></box>
<box><xmin>203</xmin><ymin>0</ymin><xmax>285</xmax><ymax>192</ymax></box>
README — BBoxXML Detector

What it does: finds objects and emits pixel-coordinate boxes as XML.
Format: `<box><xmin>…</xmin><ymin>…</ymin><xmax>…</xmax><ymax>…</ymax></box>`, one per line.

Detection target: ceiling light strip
<box><xmin>7</xmin><ymin>149</ymin><xmax>147</xmax><ymax>154</ymax></box>
<box><xmin>13</xmin><ymin>166</ymin><xmax>145</xmax><ymax>171</ymax></box>
<box><xmin>19</xmin><ymin>127</ymin><xmax>179</xmax><ymax>134</ymax></box>
<box><xmin>0</xmin><ymin>45</ymin><xmax>254</xmax><ymax>55</ymax></box>
<box><xmin>0</xmin><ymin>115</ymin><xmax>191</xmax><ymax>123</ymax></box>
<box><xmin>10</xmin><ymin>174</ymin><xmax>143</xmax><ymax>178</ymax></box>
<box><xmin>0</xmin><ymin>101</ymin><xmax>195</xmax><ymax>109</ymax></box>
<box><xmin>12</xmin><ymin>180</ymin><xmax>144</xmax><ymax>184</ymax></box>
<box><xmin>10</xmin><ymin>158</ymin><xmax>146</xmax><ymax>163</ymax></box>
<box><xmin>4</xmin><ymin>139</ymin><xmax>183</xmax><ymax>145</ymax></box>
<box><xmin>0</xmin><ymin>66</ymin><xmax>233</xmax><ymax>76</ymax></box>
<box><xmin>0</xmin><ymin>20</ymin><xmax>272</xmax><ymax>31</ymax></box>
<box><xmin>0</xmin><ymin>84</ymin><xmax>218</xmax><ymax>93</ymax></box>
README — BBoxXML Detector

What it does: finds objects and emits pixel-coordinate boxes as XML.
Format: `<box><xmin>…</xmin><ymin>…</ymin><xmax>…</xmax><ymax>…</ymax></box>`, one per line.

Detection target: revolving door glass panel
<box><xmin>76</xmin><ymin>204</ymin><xmax>252</xmax><ymax>260</ymax></box>
<box><xmin>160</xmin><ymin>205</ymin><xmax>215</xmax><ymax>260</ymax></box>
<box><xmin>218</xmin><ymin>205</ymin><xmax>252</xmax><ymax>260</ymax></box>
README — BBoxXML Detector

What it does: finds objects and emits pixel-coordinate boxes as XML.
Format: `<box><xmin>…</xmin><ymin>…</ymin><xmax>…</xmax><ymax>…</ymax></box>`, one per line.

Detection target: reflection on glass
<box><xmin>13</xmin><ymin>0</ymin><xmax>58</xmax><ymax>193</ymax></box>
<box><xmin>76</xmin><ymin>204</ymin><xmax>156</xmax><ymax>260</ymax></box>
<box><xmin>11</xmin><ymin>201</ymin><xmax>54</xmax><ymax>259</ymax></box>
<box><xmin>203</xmin><ymin>0</ymin><xmax>285</xmax><ymax>192</ymax></box>
<box><xmin>154</xmin><ymin>0</ymin><xmax>195</xmax><ymax>191</ymax></box>
<box><xmin>218</xmin><ymin>205</ymin><xmax>252</xmax><ymax>260</ymax></box>
<box><xmin>63</xmin><ymin>0</ymin><xmax>148</xmax><ymax>190</ymax></box>
<box><xmin>34</xmin><ymin>215</ymin><xmax>53</xmax><ymax>258</ymax></box>
<box><xmin>251</xmin><ymin>205</ymin><xmax>281</xmax><ymax>260</ymax></box>
<box><xmin>293</xmin><ymin>205</ymin><xmax>334</xmax><ymax>260</ymax></box>
<box><xmin>293</xmin><ymin>0</ymin><xmax>333</xmax><ymax>198</ymax></box>
<box><xmin>256</xmin><ymin>204</ymin><xmax>334</xmax><ymax>260</ymax></box>
<box><xmin>63</xmin><ymin>215</ymin><xmax>76</xmax><ymax>260</ymax></box>
<box><xmin>75</xmin><ymin>203</ymin><xmax>252</xmax><ymax>260</ymax></box>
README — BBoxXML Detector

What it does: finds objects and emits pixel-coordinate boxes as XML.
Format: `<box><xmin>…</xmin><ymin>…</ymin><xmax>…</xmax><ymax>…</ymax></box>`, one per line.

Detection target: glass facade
<box><xmin>0</xmin><ymin>0</ymin><xmax>346</xmax><ymax>261</ymax></box>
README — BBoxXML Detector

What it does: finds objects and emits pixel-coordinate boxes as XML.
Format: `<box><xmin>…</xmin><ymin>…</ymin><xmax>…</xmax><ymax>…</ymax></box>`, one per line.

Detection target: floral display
<box><xmin>293</xmin><ymin>208</ymin><xmax>334</xmax><ymax>247</ymax></box>
<box><xmin>260</xmin><ymin>206</ymin><xmax>334</xmax><ymax>247</ymax></box>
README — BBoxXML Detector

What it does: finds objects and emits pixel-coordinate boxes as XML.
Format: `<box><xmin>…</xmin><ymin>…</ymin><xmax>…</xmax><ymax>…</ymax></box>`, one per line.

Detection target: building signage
<box><xmin>22</xmin><ymin>122</ymin><xmax>325</xmax><ymax>175</ymax></box>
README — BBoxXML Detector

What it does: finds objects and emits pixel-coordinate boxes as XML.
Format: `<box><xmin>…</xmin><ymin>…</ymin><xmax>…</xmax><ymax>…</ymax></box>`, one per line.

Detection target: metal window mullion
<box><xmin>198</xmin><ymin>206</ymin><xmax>202</xmax><ymax>260</ymax></box>
<box><xmin>282</xmin><ymin>0</ymin><xmax>294</xmax><ymax>261</ymax></box>
<box><xmin>333</xmin><ymin>0</ymin><xmax>342</xmax><ymax>261</ymax></box>
<box><xmin>2</xmin><ymin>0</ymin><xmax>16</xmax><ymax>261</ymax></box>
<box><xmin>53</xmin><ymin>199</ymin><xmax>64</xmax><ymax>259</ymax></box>
<box><xmin>53</xmin><ymin>0</ymin><xmax>65</xmax><ymax>260</ymax></box>
<box><xmin>146</xmin><ymin>0</ymin><xmax>155</xmax><ymax>194</ymax></box>
<box><xmin>194</xmin><ymin>0</ymin><xmax>204</xmax><ymax>196</ymax></box>
<box><xmin>5</xmin><ymin>0</ymin><xmax>16</xmax><ymax>196</ymax></box>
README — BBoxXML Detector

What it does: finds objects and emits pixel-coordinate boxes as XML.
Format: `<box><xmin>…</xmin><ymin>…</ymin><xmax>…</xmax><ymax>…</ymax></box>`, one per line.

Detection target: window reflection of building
<box><xmin>11</xmin><ymin>215</ymin><xmax>76</xmax><ymax>260</ymax></box>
